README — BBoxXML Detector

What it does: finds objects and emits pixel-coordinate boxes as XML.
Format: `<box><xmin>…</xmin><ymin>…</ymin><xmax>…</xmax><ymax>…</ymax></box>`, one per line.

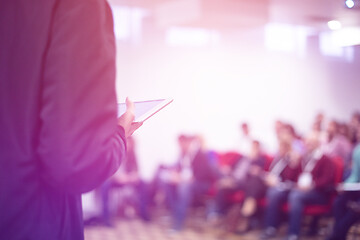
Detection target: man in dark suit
<box><xmin>0</xmin><ymin>0</ymin><xmax>141</xmax><ymax>239</ymax></box>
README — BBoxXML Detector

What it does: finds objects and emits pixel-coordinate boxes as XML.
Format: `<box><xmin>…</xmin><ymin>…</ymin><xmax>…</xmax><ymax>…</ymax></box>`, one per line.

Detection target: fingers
<box><xmin>126</xmin><ymin>97</ymin><xmax>134</xmax><ymax>113</ymax></box>
<box><xmin>133</xmin><ymin>121</ymin><xmax>143</xmax><ymax>130</ymax></box>
<box><xmin>127</xmin><ymin>121</ymin><xmax>143</xmax><ymax>137</ymax></box>
<box><xmin>118</xmin><ymin>98</ymin><xmax>143</xmax><ymax>138</ymax></box>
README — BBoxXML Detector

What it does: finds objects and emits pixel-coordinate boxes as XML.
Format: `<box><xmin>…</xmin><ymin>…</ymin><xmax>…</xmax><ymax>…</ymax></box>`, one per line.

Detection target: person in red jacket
<box><xmin>261</xmin><ymin>136</ymin><xmax>301</xmax><ymax>240</ymax></box>
<box><xmin>286</xmin><ymin>133</ymin><xmax>335</xmax><ymax>240</ymax></box>
<box><xmin>0</xmin><ymin>0</ymin><xmax>141</xmax><ymax>239</ymax></box>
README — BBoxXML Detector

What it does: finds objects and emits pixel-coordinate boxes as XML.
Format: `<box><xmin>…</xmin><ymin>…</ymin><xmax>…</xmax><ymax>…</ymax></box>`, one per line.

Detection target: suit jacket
<box><xmin>175</xmin><ymin>150</ymin><xmax>217</xmax><ymax>184</ymax></box>
<box><xmin>0</xmin><ymin>0</ymin><xmax>126</xmax><ymax>239</ymax></box>
<box><xmin>310</xmin><ymin>154</ymin><xmax>336</xmax><ymax>192</ymax></box>
<box><xmin>270</xmin><ymin>155</ymin><xmax>300</xmax><ymax>183</ymax></box>
<box><xmin>191</xmin><ymin>150</ymin><xmax>218</xmax><ymax>184</ymax></box>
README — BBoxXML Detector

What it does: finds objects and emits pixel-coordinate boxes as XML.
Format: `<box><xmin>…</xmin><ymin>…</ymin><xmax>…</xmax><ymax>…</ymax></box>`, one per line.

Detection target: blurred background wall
<box><xmin>107</xmin><ymin>0</ymin><xmax>360</xmax><ymax>179</ymax></box>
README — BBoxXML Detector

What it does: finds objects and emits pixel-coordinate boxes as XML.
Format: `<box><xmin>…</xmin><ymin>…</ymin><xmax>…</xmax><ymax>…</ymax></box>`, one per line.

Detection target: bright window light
<box><xmin>264</xmin><ymin>23</ymin><xmax>314</xmax><ymax>56</ymax></box>
<box><xmin>111</xmin><ymin>6</ymin><xmax>148</xmax><ymax>42</ymax></box>
<box><xmin>332</xmin><ymin>27</ymin><xmax>360</xmax><ymax>47</ymax></box>
<box><xmin>265</xmin><ymin>23</ymin><xmax>296</xmax><ymax>52</ymax></box>
<box><xmin>319</xmin><ymin>32</ymin><xmax>345</xmax><ymax>57</ymax></box>
<box><xmin>165</xmin><ymin>27</ymin><xmax>221</xmax><ymax>47</ymax></box>
<box><xmin>319</xmin><ymin>30</ymin><xmax>356</xmax><ymax>62</ymax></box>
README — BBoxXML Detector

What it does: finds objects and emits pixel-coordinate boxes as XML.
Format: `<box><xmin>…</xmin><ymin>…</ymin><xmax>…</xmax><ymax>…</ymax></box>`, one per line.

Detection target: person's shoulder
<box><xmin>354</xmin><ymin>144</ymin><xmax>360</xmax><ymax>157</ymax></box>
<box><xmin>318</xmin><ymin>153</ymin><xmax>332</xmax><ymax>166</ymax></box>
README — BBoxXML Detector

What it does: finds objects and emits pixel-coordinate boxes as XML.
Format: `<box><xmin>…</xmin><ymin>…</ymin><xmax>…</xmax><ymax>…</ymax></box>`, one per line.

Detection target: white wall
<box><xmin>114</xmin><ymin>36</ymin><xmax>360</xmax><ymax>180</ymax></box>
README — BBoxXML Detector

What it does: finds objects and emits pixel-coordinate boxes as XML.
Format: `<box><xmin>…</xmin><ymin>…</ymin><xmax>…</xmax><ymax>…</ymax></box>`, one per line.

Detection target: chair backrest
<box><xmin>332</xmin><ymin>156</ymin><xmax>344</xmax><ymax>184</ymax></box>
<box><xmin>263</xmin><ymin>154</ymin><xmax>274</xmax><ymax>171</ymax></box>
<box><xmin>218</xmin><ymin>152</ymin><xmax>242</xmax><ymax>167</ymax></box>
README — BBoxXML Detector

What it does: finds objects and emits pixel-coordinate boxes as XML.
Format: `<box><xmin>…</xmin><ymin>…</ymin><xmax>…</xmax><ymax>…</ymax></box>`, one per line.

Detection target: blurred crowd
<box><xmin>84</xmin><ymin>111</ymin><xmax>360</xmax><ymax>240</ymax></box>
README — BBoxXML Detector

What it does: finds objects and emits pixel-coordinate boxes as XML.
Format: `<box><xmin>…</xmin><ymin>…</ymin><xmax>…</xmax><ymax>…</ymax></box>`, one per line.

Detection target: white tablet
<box><xmin>117</xmin><ymin>98</ymin><xmax>173</xmax><ymax>122</ymax></box>
<box><xmin>338</xmin><ymin>183</ymin><xmax>360</xmax><ymax>192</ymax></box>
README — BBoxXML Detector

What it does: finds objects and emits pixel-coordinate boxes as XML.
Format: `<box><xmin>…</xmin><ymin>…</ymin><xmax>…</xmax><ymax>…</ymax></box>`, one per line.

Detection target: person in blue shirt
<box><xmin>327</xmin><ymin>143</ymin><xmax>360</xmax><ymax>240</ymax></box>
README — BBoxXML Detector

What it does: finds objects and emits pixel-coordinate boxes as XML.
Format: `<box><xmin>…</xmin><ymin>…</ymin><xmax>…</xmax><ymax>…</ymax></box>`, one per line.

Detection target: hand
<box><xmin>114</xmin><ymin>173</ymin><xmax>129</xmax><ymax>183</ymax></box>
<box><xmin>118</xmin><ymin>98</ymin><xmax>143</xmax><ymax>138</ymax></box>
<box><xmin>265</xmin><ymin>174</ymin><xmax>279</xmax><ymax>187</ymax></box>
<box><xmin>218</xmin><ymin>177</ymin><xmax>235</xmax><ymax>188</ymax></box>
<box><xmin>348</xmin><ymin>201</ymin><xmax>360</xmax><ymax>213</ymax></box>
<box><xmin>169</xmin><ymin>171</ymin><xmax>181</xmax><ymax>183</ymax></box>
<box><xmin>220</xmin><ymin>165</ymin><xmax>232</xmax><ymax>176</ymax></box>
<box><xmin>336</xmin><ymin>183</ymin><xmax>344</xmax><ymax>193</ymax></box>
<box><xmin>127</xmin><ymin>172</ymin><xmax>139</xmax><ymax>183</ymax></box>
<box><xmin>249</xmin><ymin>166</ymin><xmax>261</xmax><ymax>176</ymax></box>
<box><xmin>297</xmin><ymin>185</ymin><xmax>311</xmax><ymax>192</ymax></box>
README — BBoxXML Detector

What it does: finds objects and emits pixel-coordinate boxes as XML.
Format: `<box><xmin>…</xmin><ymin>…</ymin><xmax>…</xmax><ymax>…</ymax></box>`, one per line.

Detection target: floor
<box><xmin>84</xmin><ymin>209</ymin><xmax>335</xmax><ymax>240</ymax></box>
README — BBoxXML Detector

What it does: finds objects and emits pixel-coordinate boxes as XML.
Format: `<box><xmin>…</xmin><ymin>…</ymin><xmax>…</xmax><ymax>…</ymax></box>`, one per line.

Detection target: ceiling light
<box><xmin>345</xmin><ymin>0</ymin><xmax>355</xmax><ymax>8</ymax></box>
<box><xmin>327</xmin><ymin>20</ymin><xmax>342</xmax><ymax>30</ymax></box>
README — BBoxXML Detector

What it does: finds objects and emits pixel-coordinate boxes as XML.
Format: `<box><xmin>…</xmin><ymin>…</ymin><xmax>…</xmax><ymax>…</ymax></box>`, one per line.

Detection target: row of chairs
<box><xmin>204</xmin><ymin>151</ymin><xmax>344</xmax><ymax>231</ymax></box>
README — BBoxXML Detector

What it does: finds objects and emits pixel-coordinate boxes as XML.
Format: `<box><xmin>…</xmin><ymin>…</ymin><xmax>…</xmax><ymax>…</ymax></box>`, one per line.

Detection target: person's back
<box><xmin>0</xmin><ymin>0</ymin><xmax>132</xmax><ymax>239</ymax></box>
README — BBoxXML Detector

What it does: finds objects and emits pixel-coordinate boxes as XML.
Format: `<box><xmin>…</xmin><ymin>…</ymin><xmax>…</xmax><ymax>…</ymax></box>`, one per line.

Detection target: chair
<box><xmin>294</xmin><ymin>156</ymin><xmax>344</xmax><ymax>235</ymax></box>
<box><xmin>303</xmin><ymin>156</ymin><xmax>344</xmax><ymax>216</ymax></box>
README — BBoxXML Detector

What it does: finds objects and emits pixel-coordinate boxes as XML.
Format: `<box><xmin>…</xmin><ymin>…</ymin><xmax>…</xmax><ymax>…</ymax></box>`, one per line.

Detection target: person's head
<box><xmin>304</xmin><ymin>132</ymin><xmax>321</xmax><ymax>154</ymax></box>
<box><xmin>274</xmin><ymin>120</ymin><xmax>284</xmax><ymax>138</ymax></box>
<box><xmin>315</xmin><ymin>112</ymin><xmax>324</xmax><ymax>124</ymax></box>
<box><xmin>194</xmin><ymin>134</ymin><xmax>206</xmax><ymax>150</ymax></box>
<box><xmin>278</xmin><ymin>138</ymin><xmax>292</xmax><ymax>157</ymax></box>
<box><xmin>338</xmin><ymin>122</ymin><xmax>350</xmax><ymax>138</ymax></box>
<box><xmin>312</xmin><ymin>121</ymin><xmax>322</xmax><ymax>132</ymax></box>
<box><xmin>284</xmin><ymin>124</ymin><xmax>296</xmax><ymax>137</ymax></box>
<box><xmin>351</xmin><ymin>111</ymin><xmax>360</xmax><ymax>127</ymax></box>
<box><xmin>249</xmin><ymin>140</ymin><xmax>261</xmax><ymax>159</ymax></box>
<box><xmin>278</xmin><ymin>123</ymin><xmax>296</xmax><ymax>145</ymax></box>
<box><xmin>178</xmin><ymin>134</ymin><xmax>192</xmax><ymax>154</ymax></box>
<box><xmin>311</xmin><ymin>112</ymin><xmax>324</xmax><ymax>132</ymax></box>
<box><xmin>241</xmin><ymin>122</ymin><xmax>249</xmax><ymax>136</ymax></box>
<box><xmin>326</xmin><ymin>120</ymin><xmax>339</xmax><ymax>140</ymax></box>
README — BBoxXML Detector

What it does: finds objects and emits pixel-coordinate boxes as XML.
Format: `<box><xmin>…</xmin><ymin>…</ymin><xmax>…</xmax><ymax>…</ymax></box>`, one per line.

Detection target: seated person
<box><xmin>323</xmin><ymin>120</ymin><xmax>352</xmax><ymax>179</ymax></box>
<box><xmin>348</xmin><ymin>112</ymin><xmax>360</xmax><ymax>145</ymax></box>
<box><xmin>160</xmin><ymin>135</ymin><xmax>217</xmax><ymax>231</ymax></box>
<box><xmin>263</xmin><ymin>133</ymin><xmax>335</xmax><ymax>240</ymax></box>
<box><xmin>261</xmin><ymin>135</ymin><xmax>301</xmax><ymax>239</ymax></box>
<box><xmin>327</xmin><ymin>143</ymin><xmax>360</xmax><ymax>240</ymax></box>
<box><xmin>100</xmin><ymin>137</ymin><xmax>150</xmax><ymax>226</ymax></box>
<box><xmin>208</xmin><ymin>140</ymin><xmax>265</xmax><ymax>230</ymax></box>
<box><xmin>238</xmin><ymin>122</ymin><xmax>253</xmax><ymax>156</ymax></box>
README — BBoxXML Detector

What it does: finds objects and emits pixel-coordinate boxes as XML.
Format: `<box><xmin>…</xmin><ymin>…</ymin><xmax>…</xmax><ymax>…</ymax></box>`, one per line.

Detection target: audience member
<box><xmin>311</xmin><ymin>112</ymin><xmax>329</xmax><ymax>145</ymax></box>
<box><xmin>313</xmin><ymin>112</ymin><xmax>325</xmax><ymax>132</ymax></box>
<box><xmin>87</xmin><ymin>110</ymin><xmax>360</xmax><ymax>238</ymax></box>
<box><xmin>274</xmin><ymin>120</ymin><xmax>285</xmax><ymax>141</ymax></box>
<box><xmin>323</xmin><ymin>120</ymin><xmax>353</xmax><ymax>179</ymax></box>
<box><xmin>327</xmin><ymin>143</ymin><xmax>360</xmax><ymax>240</ymax></box>
<box><xmin>282</xmin><ymin>123</ymin><xmax>305</xmax><ymax>156</ymax></box>
<box><xmin>100</xmin><ymin>137</ymin><xmax>150</xmax><ymax>226</ymax></box>
<box><xmin>208</xmin><ymin>140</ymin><xmax>266</xmax><ymax>231</ymax></box>
<box><xmin>261</xmin><ymin>136</ymin><xmax>301</xmax><ymax>239</ymax></box>
<box><xmin>238</xmin><ymin>122</ymin><xmax>253</xmax><ymax>157</ymax></box>
<box><xmin>160</xmin><ymin>135</ymin><xmax>217</xmax><ymax>231</ymax></box>
<box><xmin>349</xmin><ymin>112</ymin><xmax>360</xmax><ymax>145</ymax></box>
<box><xmin>285</xmin><ymin>133</ymin><xmax>335</xmax><ymax>240</ymax></box>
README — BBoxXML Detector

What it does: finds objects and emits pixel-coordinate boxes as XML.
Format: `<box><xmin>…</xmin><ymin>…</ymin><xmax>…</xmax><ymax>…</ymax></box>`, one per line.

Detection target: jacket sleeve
<box><xmin>37</xmin><ymin>0</ymin><xmax>125</xmax><ymax>194</ymax></box>
<box><xmin>313</xmin><ymin>155</ymin><xmax>335</xmax><ymax>190</ymax></box>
